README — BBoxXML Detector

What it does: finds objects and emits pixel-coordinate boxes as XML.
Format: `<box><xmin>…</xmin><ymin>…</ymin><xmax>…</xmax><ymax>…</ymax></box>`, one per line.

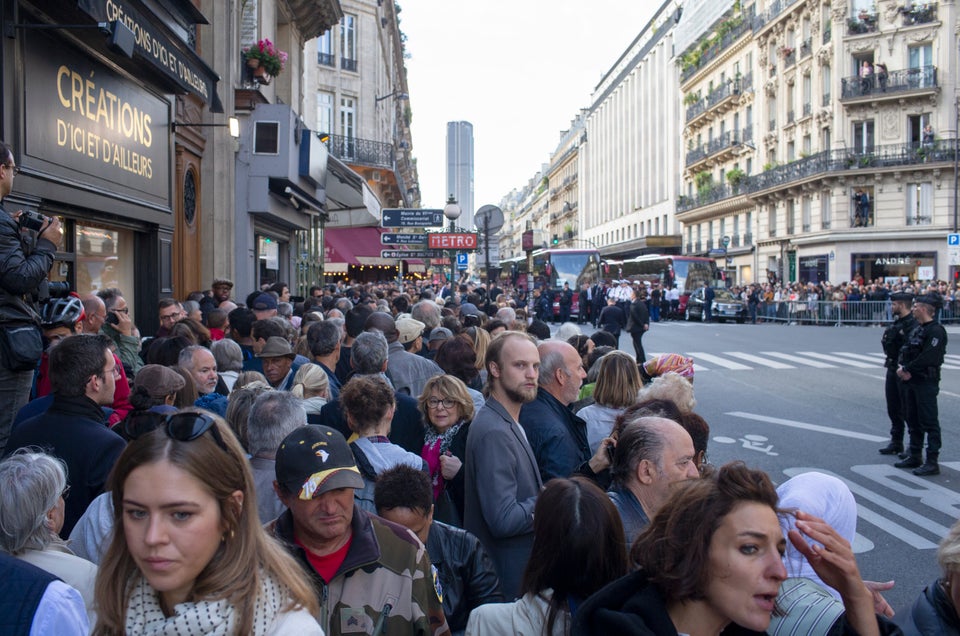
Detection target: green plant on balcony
<box><xmin>695</xmin><ymin>170</ymin><xmax>714</xmax><ymax>195</ymax></box>
<box><xmin>683</xmin><ymin>91</ymin><xmax>702</xmax><ymax>106</ymax></box>
<box><xmin>726</xmin><ymin>167</ymin><xmax>747</xmax><ymax>189</ymax></box>
<box><xmin>763</xmin><ymin>161</ymin><xmax>778</xmax><ymax>171</ymax></box>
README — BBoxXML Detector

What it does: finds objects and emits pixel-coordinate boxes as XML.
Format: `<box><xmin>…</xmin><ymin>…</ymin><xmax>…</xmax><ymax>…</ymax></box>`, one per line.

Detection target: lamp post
<box><xmin>443</xmin><ymin>194</ymin><xmax>461</xmax><ymax>285</ymax></box>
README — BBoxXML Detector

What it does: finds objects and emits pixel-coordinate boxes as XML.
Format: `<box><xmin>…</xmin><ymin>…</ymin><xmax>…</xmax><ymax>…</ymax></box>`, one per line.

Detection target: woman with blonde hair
<box><xmin>93</xmin><ymin>409</ymin><xmax>321</xmax><ymax>635</ymax></box>
<box><xmin>289</xmin><ymin>362</ymin><xmax>329</xmax><ymax>417</ymax></box>
<box><xmin>470</xmin><ymin>326</ymin><xmax>491</xmax><ymax>387</ymax></box>
<box><xmin>417</xmin><ymin>374</ymin><xmax>475</xmax><ymax>524</ymax></box>
<box><xmin>577</xmin><ymin>351</ymin><xmax>643</xmax><ymax>453</ymax></box>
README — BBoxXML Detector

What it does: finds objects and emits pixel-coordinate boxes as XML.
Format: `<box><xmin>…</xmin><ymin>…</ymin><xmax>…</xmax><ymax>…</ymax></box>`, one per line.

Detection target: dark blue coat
<box><xmin>518</xmin><ymin>388</ymin><xmax>591</xmax><ymax>482</ymax></box>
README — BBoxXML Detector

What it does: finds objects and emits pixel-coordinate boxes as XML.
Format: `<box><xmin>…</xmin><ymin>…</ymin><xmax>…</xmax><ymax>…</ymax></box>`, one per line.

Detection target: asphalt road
<box><xmin>578</xmin><ymin>318</ymin><xmax>960</xmax><ymax>614</ymax></box>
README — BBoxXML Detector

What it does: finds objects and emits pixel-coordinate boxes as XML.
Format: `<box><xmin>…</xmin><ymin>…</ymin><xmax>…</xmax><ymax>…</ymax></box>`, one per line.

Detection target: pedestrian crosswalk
<box><xmin>646</xmin><ymin>351</ymin><xmax>960</xmax><ymax>372</ymax></box>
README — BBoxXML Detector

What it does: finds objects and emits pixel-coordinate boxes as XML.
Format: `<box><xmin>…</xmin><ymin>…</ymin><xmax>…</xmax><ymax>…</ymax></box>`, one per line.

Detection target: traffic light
<box><xmin>552</xmin><ymin>234</ymin><xmax>559</xmax><ymax>245</ymax></box>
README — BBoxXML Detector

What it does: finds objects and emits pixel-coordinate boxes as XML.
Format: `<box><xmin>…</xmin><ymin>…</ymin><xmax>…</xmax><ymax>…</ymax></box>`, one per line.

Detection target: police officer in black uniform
<box><xmin>878</xmin><ymin>291</ymin><xmax>917</xmax><ymax>456</ymax></box>
<box><xmin>895</xmin><ymin>292</ymin><xmax>948</xmax><ymax>476</ymax></box>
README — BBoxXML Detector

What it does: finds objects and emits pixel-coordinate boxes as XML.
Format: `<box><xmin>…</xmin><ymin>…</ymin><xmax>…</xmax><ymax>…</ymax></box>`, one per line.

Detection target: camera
<box><xmin>38</xmin><ymin>280</ymin><xmax>71</xmax><ymax>300</ymax></box>
<box><xmin>17</xmin><ymin>210</ymin><xmax>49</xmax><ymax>233</ymax></box>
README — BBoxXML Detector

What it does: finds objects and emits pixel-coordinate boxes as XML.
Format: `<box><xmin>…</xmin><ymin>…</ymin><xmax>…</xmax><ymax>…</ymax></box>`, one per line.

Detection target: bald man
<box><xmin>518</xmin><ymin>340</ymin><xmax>591</xmax><ymax>482</ymax></box>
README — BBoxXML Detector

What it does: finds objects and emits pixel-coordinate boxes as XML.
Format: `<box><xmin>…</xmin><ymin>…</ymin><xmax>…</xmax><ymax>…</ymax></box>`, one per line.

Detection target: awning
<box><xmin>325</xmin><ymin>227</ymin><xmax>389</xmax><ymax>266</ymax></box>
<box><xmin>78</xmin><ymin>0</ymin><xmax>224</xmax><ymax>112</ymax></box>
<box><xmin>324</xmin><ymin>157</ymin><xmax>382</xmax><ymax>228</ymax></box>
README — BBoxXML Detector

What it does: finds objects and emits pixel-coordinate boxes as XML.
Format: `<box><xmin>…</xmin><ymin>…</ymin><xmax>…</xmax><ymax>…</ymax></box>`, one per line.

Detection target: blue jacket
<box><xmin>519</xmin><ymin>388</ymin><xmax>590</xmax><ymax>482</ymax></box>
<box><xmin>0</xmin><ymin>553</ymin><xmax>58</xmax><ymax>636</ymax></box>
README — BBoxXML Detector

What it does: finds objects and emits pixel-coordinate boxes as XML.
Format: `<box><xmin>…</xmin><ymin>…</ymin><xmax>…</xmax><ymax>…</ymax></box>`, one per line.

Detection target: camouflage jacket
<box><xmin>270</xmin><ymin>507</ymin><xmax>450</xmax><ymax>636</ymax></box>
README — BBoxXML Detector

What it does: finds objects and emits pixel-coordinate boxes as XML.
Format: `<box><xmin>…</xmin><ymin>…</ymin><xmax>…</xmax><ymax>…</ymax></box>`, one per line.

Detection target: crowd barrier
<box><xmin>751</xmin><ymin>299</ymin><xmax>959</xmax><ymax>325</ymax></box>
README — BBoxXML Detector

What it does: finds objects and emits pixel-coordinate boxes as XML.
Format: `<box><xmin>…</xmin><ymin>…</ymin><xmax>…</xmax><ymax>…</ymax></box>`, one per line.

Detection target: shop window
<box><xmin>76</xmin><ymin>224</ymin><xmax>134</xmax><ymax>300</ymax></box>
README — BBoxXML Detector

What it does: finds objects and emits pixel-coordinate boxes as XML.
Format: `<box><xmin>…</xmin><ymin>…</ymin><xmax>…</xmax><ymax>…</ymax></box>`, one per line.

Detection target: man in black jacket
<box><xmin>0</xmin><ymin>141</ymin><xmax>63</xmax><ymax>455</ymax></box>
<box><xmin>376</xmin><ymin>465</ymin><xmax>503</xmax><ymax>633</ymax></box>
<box><xmin>628</xmin><ymin>294</ymin><xmax>651</xmax><ymax>363</ymax></box>
<box><xmin>878</xmin><ymin>291</ymin><xmax>916</xmax><ymax>456</ymax></box>
<box><xmin>4</xmin><ymin>334</ymin><xmax>124</xmax><ymax>537</ymax></box>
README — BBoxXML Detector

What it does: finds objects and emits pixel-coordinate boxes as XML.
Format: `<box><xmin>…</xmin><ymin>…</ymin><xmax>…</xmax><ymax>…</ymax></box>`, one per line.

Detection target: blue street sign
<box><xmin>457</xmin><ymin>253</ymin><xmax>469</xmax><ymax>270</ymax></box>
<box><xmin>949</xmin><ymin>233</ymin><xmax>960</xmax><ymax>246</ymax></box>
<box><xmin>381</xmin><ymin>208</ymin><xmax>444</xmax><ymax>228</ymax></box>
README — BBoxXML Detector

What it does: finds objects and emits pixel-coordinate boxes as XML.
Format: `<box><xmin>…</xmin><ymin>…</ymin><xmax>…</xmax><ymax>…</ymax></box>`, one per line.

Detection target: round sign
<box><xmin>721</xmin><ymin>235</ymin><xmax>731</xmax><ymax>247</ymax></box>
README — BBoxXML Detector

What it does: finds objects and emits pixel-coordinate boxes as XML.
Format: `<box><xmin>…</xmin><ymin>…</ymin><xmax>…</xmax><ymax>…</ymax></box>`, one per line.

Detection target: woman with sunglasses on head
<box><xmin>93</xmin><ymin>408</ymin><xmax>322</xmax><ymax>635</ymax></box>
<box><xmin>418</xmin><ymin>374</ymin><xmax>476</xmax><ymax>526</ymax></box>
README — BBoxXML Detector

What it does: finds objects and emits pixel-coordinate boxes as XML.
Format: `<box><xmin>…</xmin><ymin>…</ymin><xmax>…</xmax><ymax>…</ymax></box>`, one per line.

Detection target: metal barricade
<box><xmin>756</xmin><ymin>299</ymin><xmax>959</xmax><ymax>325</ymax></box>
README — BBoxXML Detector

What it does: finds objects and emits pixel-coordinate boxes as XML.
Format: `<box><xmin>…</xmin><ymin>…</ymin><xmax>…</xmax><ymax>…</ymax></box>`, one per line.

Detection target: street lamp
<box><xmin>375</xmin><ymin>90</ymin><xmax>409</xmax><ymax>104</ymax></box>
<box><xmin>442</xmin><ymin>195</ymin><xmax>462</xmax><ymax>284</ymax></box>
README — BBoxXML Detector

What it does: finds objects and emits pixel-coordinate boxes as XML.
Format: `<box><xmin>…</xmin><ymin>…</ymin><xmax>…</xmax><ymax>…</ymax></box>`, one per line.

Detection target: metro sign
<box><xmin>428</xmin><ymin>233</ymin><xmax>478</xmax><ymax>249</ymax></box>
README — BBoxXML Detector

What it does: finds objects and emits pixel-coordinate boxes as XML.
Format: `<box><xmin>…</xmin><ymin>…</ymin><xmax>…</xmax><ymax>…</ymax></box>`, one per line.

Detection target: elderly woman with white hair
<box><xmin>0</xmin><ymin>451</ymin><xmax>98</xmax><ymax>626</ymax></box>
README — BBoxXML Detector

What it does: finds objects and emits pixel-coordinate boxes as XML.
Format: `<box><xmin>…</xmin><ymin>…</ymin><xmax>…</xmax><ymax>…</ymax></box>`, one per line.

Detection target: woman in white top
<box><xmin>93</xmin><ymin>409</ymin><xmax>323</xmax><ymax>635</ymax></box>
<box><xmin>577</xmin><ymin>351</ymin><xmax>643</xmax><ymax>453</ymax></box>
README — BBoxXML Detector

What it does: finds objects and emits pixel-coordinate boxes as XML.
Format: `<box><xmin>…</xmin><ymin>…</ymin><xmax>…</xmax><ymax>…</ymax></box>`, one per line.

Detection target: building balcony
<box><xmin>685</xmin><ymin>129</ymin><xmax>750</xmax><ymax>170</ymax></box>
<box><xmin>901</xmin><ymin>3</ymin><xmax>938</xmax><ymax>26</ymax></box>
<box><xmin>679</xmin><ymin>6</ymin><xmax>755</xmax><ymax>85</ymax></box>
<box><xmin>847</xmin><ymin>12</ymin><xmax>879</xmax><ymax>35</ymax></box>
<box><xmin>325</xmin><ymin>134</ymin><xmax>394</xmax><ymax>169</ymax></box>
<box><xmin>677</xmin><ymin>139</ymin><xmax>958</xmax><ymax>214</ymax></box>
<box><xmin>317</xmin><ymin>52</ymin><xmax>334</xmax><ymax>67</ymax></box>
<box><xmin>840</xmin><ymin>66</ymin><xmax>937</xmax><ymax>103</ymax></box>
<box><xmin>340</xmin><ymin>57</ymin><xmax>357</xmax><ymax>72</ymax></box>
<box><xmin>783</xmin><ymin>49</ymin><xmax>796</xmax><ymax>68</ymax></box>
<box><xmin>685</xmin><ymin>74</ymin><xmax>752</xmax><ymax>126</ymax></box>
<box><xmin>799</xmin><ymin>38</ymin><xmax>812</xmax><ymax>59</ymax></box>
<box><xmin>753</xmin><ymin>0</ymin><xmax>804</xmax><ymax>32</ymax></box>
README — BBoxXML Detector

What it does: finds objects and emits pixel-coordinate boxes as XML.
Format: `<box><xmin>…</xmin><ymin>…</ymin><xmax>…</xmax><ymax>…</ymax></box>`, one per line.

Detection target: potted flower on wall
<box><xmin>243</xmin><ymin>38</ymin><xmax>288</xmax><ymax>84</ymax></box>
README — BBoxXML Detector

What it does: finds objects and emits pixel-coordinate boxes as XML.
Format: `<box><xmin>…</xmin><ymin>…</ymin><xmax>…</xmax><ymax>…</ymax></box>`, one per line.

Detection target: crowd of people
<box><xmin>0</xmin><ymin>274</ymin><xmax>956</xmax><ymax>635</ymax></box>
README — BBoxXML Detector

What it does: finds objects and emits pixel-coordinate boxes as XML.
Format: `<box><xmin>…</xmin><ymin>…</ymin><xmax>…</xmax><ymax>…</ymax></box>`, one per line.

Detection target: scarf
<box><xmin>124</xmin><ymin>570</ymin><xmax>288</xmax><ymax>635</ymax></box>
<box><xmin>421</xmin><ymin>421</ymin><xmax>465</xmax><ymax>500</ymax></box>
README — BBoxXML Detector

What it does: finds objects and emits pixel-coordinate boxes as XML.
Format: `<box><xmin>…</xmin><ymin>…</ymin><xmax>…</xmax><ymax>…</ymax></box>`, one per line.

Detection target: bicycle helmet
<box><xmin>40</xmin><ymin>294</ymin><xmax>85</xmax><ymax>329</ymax></box>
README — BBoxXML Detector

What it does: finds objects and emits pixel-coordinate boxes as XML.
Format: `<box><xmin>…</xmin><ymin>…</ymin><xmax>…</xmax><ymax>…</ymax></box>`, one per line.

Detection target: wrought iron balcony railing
<box><xmin>679</xmin><ymin>6</ymin><xmax>755</xmax><ymax>83</ymax></box>
<box><xmin>676</xmin><ymin>139</ymin><xmax>959</xmax><ymax>213</ymax></box>
<box><xmin>901</xmin><ymin>3</ymin><xmax>938</xmax><ymax>26</ymax></box>
<box><xmin>317</xmin><ymin>52</ymin><xmax>334</xmax><ymax>67</ymax></box>
<box><xmin>341</xmin><ymin>57</ymin><xmax>357</xmax><ymax>72</ymax></box>
<box><xmin>847</xmin><ymin>13</ymin><xmax>879</xmax><ymax>35</ymax></box>
<box><xmin>324</xmin><ymin>134</ymin><xmax>394</xmax><ymax>169</ymax></box>
<box><xmin>840</xmin><ymin>65</ymin><xmax>937</xmax><ymax>99</ymax></box>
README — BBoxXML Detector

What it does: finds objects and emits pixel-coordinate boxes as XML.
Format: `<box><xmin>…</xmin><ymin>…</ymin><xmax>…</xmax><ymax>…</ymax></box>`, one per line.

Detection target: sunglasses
<box><xmin>121</xmin><ymin>411</ymin><xmax>229</xmax><ymax>453</ymax></box>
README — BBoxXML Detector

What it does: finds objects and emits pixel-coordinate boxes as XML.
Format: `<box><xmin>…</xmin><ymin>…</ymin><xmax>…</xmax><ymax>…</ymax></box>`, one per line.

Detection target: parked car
<box><xmin>685</xmin><ymin>287</ymin><xmax>747</xmax><ymax>323</ymax></box>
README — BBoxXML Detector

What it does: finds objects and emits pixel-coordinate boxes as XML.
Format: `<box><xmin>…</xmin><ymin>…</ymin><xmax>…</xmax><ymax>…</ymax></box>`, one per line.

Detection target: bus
<box><xmin>610</xmin><ymin>254</ymin><xmax>720</xmax><ymax>311</ymax></box>
<box><xmin>503</xmin><ymin>248</ymin><xmax>603</xmax><ymax>319</ymax></box>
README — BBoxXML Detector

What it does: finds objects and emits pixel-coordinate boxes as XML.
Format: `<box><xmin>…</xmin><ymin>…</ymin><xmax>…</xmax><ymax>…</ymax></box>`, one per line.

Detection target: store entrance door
<box><xmin>174</xmin><ymin>151</ymin><xmax>203</xmax><ymax>298</ymax></box>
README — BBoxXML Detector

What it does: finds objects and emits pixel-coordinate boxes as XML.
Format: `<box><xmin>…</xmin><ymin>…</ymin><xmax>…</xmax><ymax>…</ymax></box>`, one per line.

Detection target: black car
<box><xmin>685</xmin><ymin>287</ymin><xmax>747</xmax><ymax>323</ymax></box>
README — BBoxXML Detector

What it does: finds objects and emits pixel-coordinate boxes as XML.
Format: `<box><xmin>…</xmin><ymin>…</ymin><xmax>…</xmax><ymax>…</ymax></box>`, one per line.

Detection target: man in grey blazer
<box><xmin>464</xmin><ymin>331</ymin><xmax>542</xmax><ymax>600</ymax></box>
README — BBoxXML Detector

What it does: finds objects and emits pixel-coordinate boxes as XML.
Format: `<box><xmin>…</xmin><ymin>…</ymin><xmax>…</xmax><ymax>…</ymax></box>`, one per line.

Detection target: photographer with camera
<box><xmin>95</xmin><ymin>288</ymin><xmax>142</xmax><ymax>377</ymax></box>
<box><xmin>0</xmin><ymin>141</ymin><xmax>62</xmax><ymax>455</ymax></box>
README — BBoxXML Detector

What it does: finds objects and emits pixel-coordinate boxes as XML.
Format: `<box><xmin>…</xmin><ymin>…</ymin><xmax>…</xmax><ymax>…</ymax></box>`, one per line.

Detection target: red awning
<box><xmin>324</xmin><ymin>227</ymin><xmax>387</xmax><ymax>267</ymax></box>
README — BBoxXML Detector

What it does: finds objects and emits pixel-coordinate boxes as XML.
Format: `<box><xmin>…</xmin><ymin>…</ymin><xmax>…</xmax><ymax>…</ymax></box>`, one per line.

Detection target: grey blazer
<box><xmin>463</xmin><ymin>396</ymin><xmax>543</xmax><ymax>600</ymax></box>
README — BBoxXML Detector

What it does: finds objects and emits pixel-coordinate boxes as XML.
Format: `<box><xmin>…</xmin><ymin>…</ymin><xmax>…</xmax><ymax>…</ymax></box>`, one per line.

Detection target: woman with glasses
<box><xmin>418</xmin><ymin>374</ymin><xmax>475</xmax><ymax>526</ymax></box>
<box><xmin>93</xmin><ymin>409</ymin><xmax>322</xmax><ymax>635</ymax></box>
<box><xmin>0</xmin><ymin>451</ymin><xmax>98</xmax><ymax>627</ymax></box>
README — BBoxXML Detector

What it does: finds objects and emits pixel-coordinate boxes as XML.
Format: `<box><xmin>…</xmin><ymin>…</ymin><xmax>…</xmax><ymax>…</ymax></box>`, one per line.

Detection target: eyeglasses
<box><xmin>60</xmin><ymin>485</ymin><xmax>71</xmax><ymax>500</ymax></box>
<box><xmin>427</xmin><ymin>397</ymin><xmax>456</xmax><ymax>410</ymax></box>
<box><xmin>2</xmin><ymin>163</ymin><xmax>19</xmax><ymax>175</ymax></box>
<box><xmin>120</xmin><ymin>411</ymin><xmax>229</xmax><ymax>453</ymax></box>
<box><xmin>113</xmin><ymin>307</ymin><xmax>129</xmax><ymax>314</ymax></box>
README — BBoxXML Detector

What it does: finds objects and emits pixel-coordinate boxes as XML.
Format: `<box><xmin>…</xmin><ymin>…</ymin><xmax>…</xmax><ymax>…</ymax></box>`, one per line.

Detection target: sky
<box><xmin>401</xmin><ymin>1</ymin><xmax>660</xmax><ymax>214</ymax></box>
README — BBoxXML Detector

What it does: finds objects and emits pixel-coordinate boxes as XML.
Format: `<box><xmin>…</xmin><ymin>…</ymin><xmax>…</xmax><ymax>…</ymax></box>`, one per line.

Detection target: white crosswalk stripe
<box><xmin>724</xmin><ymin>352</ymin><xmax>794</xmax><ymax>369</ymax></box>
<box><xmin>797</xmin><ymin>351</ymin><xmax>878</xmax><ymax>368</ymax></box>
<box><xmin>684</xmin><ymin>352</ymin><xmax>752</xmax><ymax>370</ymax></box>
<box><xmin>760</xmin><ymin>351</ymin><xmax>836</xmax><ymax>368</ymax></box>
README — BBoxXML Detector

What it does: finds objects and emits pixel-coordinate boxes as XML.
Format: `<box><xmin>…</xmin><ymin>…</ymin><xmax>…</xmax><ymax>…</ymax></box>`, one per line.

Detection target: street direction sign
<box><xmin>381</xmin><ymin>249</ymin><xmax>439</xmax><ymax>259</ymax></box>
<box><xmin>427</xmin><ymin>233</ymin><xmax>478</xmax><ymax>249</ymax></box>
<box><xmin>381</xmin><ymin>233</ymin><xmax>426</xmax><ymax>245</ymax></box>
<box><xmin>381</xmin><ymin>208</ymin><xmax>444</xmax><ymax>228</ymax></box>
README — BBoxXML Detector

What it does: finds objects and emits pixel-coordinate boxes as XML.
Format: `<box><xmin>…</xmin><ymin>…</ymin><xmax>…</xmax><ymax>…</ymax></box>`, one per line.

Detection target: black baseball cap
<box><xmin>275</xmin><ymin>425</ymin><xmax>364</xmax><ymax>499</ymax></box>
